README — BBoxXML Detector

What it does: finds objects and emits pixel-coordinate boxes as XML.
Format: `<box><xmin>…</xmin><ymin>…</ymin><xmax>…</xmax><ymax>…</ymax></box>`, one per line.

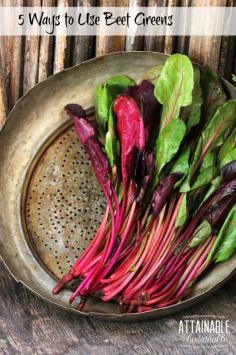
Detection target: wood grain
<box><xmin>188</xmin><ymin>0</ymin><xmax>227</xmax><ymax>70</ymax></box>
<box><xmin>144</xmin><ymin>0</ymin><xmax>181</xmax><ymax>53</ymax></box>
<box><xmin>0</xmin><ymin>260</ymin><xmax>236</xmax><ymax>354</ymax></box>
<box><xmin>0</xmin><ymin>54</ymin><xmax>7</xmax><ymax>128</ymax></box>
<box><xmin>38</xmin><ymin>0</ymin><xmax>55</xmax><ymax>82</ymax></box>
<box><xmin>176</xmin><ymin>0</ymin><xmax>191</xmax><ymax>54</ymax></box>
<box><xmin>163</xmin><ymin>0</ymin><xmax>181</xmax><ymax>55</ymax></box>
<box><xmin>96</xmin><ymin>0</ymin><xmax>128</xmax><ymax>56</ymax></box>
<box><xmin>1</xmin><ymin>35</ymin><xmax>24</xmax><ymax>108</ymax></box>
<box><xmin>0</xmin><ymin>0</ymin><xmax>24</xmax><ymax>108</ymax></box>
<box><xmin>53</xmin><ymin>0</ymin><xmax>72</xmax><ymax>73</ymax></box>
<box><xmin>144</xmin><ymin>0</ymin><xmax>166</xmax><ymax>52</ymax></box>
<box><xmin>125</xmin><ymin>0</ymin><xmax>145</xmax><ymax>51</ymax></box>
<box><xmin>9</xmin><ymin>36</ymin><xmax>24</xmax><ymax>106</ymax></box>
<box><xmin>23</xmin><ymin>0</ymin><xmax>41</xmax><ymax>93</ymax></box>
<box><xmin>218</xmin><ymin>0</ymin><xmax>236</xmax><ymax>80</ymax></box>
<box><xmin>218</xmin><ymin>36</ymin><xmax>235</xmax><ymax>80</ymax></box>
<box><xmin>71</xmin><ymin>0</ymin><xmax>96</xmax><ymax>65</ymax></box>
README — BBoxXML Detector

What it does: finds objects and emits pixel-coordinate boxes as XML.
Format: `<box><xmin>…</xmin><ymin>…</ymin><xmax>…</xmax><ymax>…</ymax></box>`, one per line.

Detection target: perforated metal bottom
<box><xmin>26</xmin><ymin>125</ymin><xmax>106</xmax><ymax>281</ymax></box>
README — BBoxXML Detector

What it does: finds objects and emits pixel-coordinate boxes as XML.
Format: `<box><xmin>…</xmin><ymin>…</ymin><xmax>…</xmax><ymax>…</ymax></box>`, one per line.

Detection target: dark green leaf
<box><xmin>232</xmin><ymin>74</ymin><xmax>236</xmax><ymax>83</ymax></box>
<box><xmin>94</xmin><ymin>75</ymin><xmax>136</xmax><ymax>130</ymax></box>
<box><xmin>201</xmin><ymin>65</ymin><xmax>227</xmax><ymax>123</ymax></box>
<box><xmin>207</xmin><ymin>204</ymin><xmax>236</xmax><ymax>262</ymax></box>
<box><xmin>171</xmin><ymin>147</ymin><xmax>190</xmax><ymax>187</ymax></box>
<box><xmin>201</xmin><ymin>100</ymin><xmax>236</xmax><ymax>150</ymax></box>
<box><xmin>180</xmin><ymin>100</ymin><xmax>236</xmax><ymax>192</ymax></box>
<box><xmin>200</xmin><ymin>176</ymin><xmax>222</xmax><ymax>206</ymax></box>
<box><xmin>200</xmin><ymin>151</ymin><xmax>216</xmax><ymax>171</ymax></box>
<box><xmin>190</xmin><ymin>166</ymin><xmax>218</xmax><ymax>191</ymax></box>
<box><xmin>182</xmin><ymin>68</ymin><xmax>203</xmax><ymax>133</ymax></box>
<box><xmin>155</xmin><ymin>119</ymin><xmax>186</xmax><ymax>175</ymax></box>
<box><xmin>155</xmin><ymin>54</ymin><xmax>194</xmax><ymax>131</ymax></box>
<box><xmin>189</xmin><ymin>220</ymin><xmax>212</xmax><ymax>247</ymax></box>
<box><xmin>218</xmin><ymin>128</ymin><xmax>236</xmax><ymax>169</ymax></box>
<box><xmin>106</xmin><ymin>75</ymin><xmax>136</xmax><ymax>98</ymax></box>
<box><xmin>180</xmin><ymin>139</ymin><xmax>202</xmax><ymax>192</ymax></box>
<box><xmin>175</xmin><ymin>194</ymin><xmax>188</xmax><ymax>228</ymax></box>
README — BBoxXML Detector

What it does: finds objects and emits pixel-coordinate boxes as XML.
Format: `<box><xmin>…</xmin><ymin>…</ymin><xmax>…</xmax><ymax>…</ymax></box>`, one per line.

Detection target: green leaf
<box><xmin>180</xmin><ymin>139</ymin><xmax>203</xmax><ymax>192</ymax></box>
<box><xmin>175</xmin><ymin>194</ymin><xmax>188</xmax><ymax>228</ymax></box>
<box><xmin>94</xmin><ymin>84</ymin><xmax>112</xmax><ymax>130</ymax></box>
<box><xmin>200</xmin><ymin>176</ymin><xmax>222</xmax><ymax>207</ymax></box>
<box><xmin>105</xmin><ymin>107</ymin><xmax>120</xmax><ymax>167</ymax></box>
<box><xmin>180</xmin><ymin>100</ymin><xmax>236</xmax><ymax>192</ymax></box>
<box><xmin>200</xmin><ymin>151</ymin><xmax>216</xmax><ymax>172</ymax></box>
<box><xmin>207</xmin><ymin>204</ymin><xmax>236</xmax><ymax>263</ymax></box>
<box><xmin>171</xmin><ymin>147</ymin><xmax>190</xmax><ymax>187</ymax></box>
<box><xmin>189</xmin><ymin>220</ymin><xmax>212</xmax><ymax>248</ymax></box>
<box><xmin>143</xmin><ymin>64</ymin><xmax>163</xmax><ymax>85</ymax></box>
<box><xmin>117</xmin><ymin>184</ymin><xmax>123</xmax><ymax>203</ymax></box>
<box><xmin>201</xmin><ymin>100</ymin><xmax>236</xmax><ymax>150</ymax></box>
<box><xmin>106</xmin><ymin>75</ymin><xmax>136</xmax><ymax>98</ymax></box>
<box><xmin>182</xmin><ymin>68</ymin><xmax>203</xmax><ymax>134</ymax></box>
<box><xmin>218</xmin><ymin>128</ymin><xmax>236</xmax><ymax>169</ymax></box>
<box><xmin>190</xmin><ymin>166</ymin><xmax>218</xmax><ymax>191</ymax></box>
<box><xmin>155</xmin><ymin>53</ymin><xmax>194</xmax><ymax>131</ymax></box>
<box><xmin>105</xmin><ymin>132</ymin><xmax>115</xmax><ymax>167</ymax></box>
<box><xmin>155</xmin><ymin>119</ymin><xmax>186</xmax><ymax>175</ymax></box>
<box><xmin>215</xmin><ymin>205</ymin><xmax>236</xmax><ymax>262</ymax></box>
<box><xmin>232</xmin><ymin>74</ymin><xmax>236</xmax><ymax>83</ymax></box>
<box><xmin>94</xmin><ymin>75</ymin><xmax>135</xmax><ymax>130</ymax></box>
<box><xmin>201</xmin><ymin>65</ymin><xmax>227</xmax><ymax>123</ymax></box>
<box><xmin>174</xmin><ymin>240</ymin><xmax>185</xmax><ymax>256</ymax></box>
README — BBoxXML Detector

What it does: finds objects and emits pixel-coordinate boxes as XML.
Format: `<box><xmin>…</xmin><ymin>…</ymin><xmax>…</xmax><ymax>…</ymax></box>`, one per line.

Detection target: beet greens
<box><xmin>53</xmin><ymin>54</ymin><xmax>236</xmax><ymax>313</ymax></box>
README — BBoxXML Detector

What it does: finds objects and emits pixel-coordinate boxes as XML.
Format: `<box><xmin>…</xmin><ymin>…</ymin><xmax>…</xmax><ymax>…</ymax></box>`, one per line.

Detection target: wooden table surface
<box><xmin>0</xmin><ymin>260</ymin><xmax>235</xmax><ymax>355</ymax></box>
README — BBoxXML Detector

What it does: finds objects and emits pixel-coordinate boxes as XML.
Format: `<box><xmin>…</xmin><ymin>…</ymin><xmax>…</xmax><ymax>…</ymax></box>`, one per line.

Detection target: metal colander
<box><xmin>0</xmin><ymin>52</ymin><xmax>236</xmax><ymax>321</ymax></box>
<box><xmin>26</xmin><ymin>124</ymin><xmax>105</xmax><ymax>282</ymax></box>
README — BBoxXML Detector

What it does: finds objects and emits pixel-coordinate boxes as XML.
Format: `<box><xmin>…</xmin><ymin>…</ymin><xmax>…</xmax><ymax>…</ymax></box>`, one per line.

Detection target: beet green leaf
<box><xmin>155</xmin><ymin>118</ymin><xmax>186</xmax><ymax>175</ymax></box>
<box><xmin>207</xmin><ymin>204</ymin><xmax>236</xmax><ymax>263</ymax></box>
<box><xmin>155</xmin><ymin>53</ymin><xmax>194</xmax><ymax>131</ymax></box>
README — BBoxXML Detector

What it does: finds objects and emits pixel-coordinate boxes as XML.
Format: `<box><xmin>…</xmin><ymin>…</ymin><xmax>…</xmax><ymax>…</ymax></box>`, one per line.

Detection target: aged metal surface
<box><xmin>0</xmin><ymin>51</ymin><xmax>236</xmax><ymax>321</ymax></box>
<box><xmin>26</xmin><ymin>124</ymin><xmax>105</xmax><ymax>282</ymax></box>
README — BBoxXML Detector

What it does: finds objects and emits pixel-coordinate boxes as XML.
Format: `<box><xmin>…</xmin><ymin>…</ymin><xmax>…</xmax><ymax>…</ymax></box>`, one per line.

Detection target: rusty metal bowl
<box><xmin>0</xmin><ymin>51</ymin><xmax>236</xmax><ymax>321</ymax></box>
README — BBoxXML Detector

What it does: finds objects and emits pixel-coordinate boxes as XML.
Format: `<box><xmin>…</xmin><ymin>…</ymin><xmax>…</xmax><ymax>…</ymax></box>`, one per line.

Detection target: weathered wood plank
<box><xmin>38</xmin><ymin>0</ymin><xmax>55</xmax><ymax>82</ymax></box>
<box><xmin>71</xmin><ymin>0</ymin><xmax>96</xmax><ymax>65</ymax></box>
<box><xmin>125</xmin><ymin>0</ymin><xmax>145</xmax><ymax>51</ymax></box>
<box><xmin>0</xmin><ymin>54</ymin><xmax>7</xmax><ymax>128</ymax></box>
<box><xmin>218</xmin><ymin>0</ymin><xmax>236</xmax><ymax>80</ymax></box>
<box><xmin>0</xmin><ymin>260</ymin><xmax>236</xmax><ymax>355</ymax></box>
<box><xmin>144</xmin><ymin>0</ymin><xmax>166</xmax><ymax>52</ymax></box>
<box><xmin>144</xmin><ymin>0</ymin><xmax>181</xmax><ymax>54</ymax></box>
<box><xmin>23</xmin><ymin>0</ymin><xmax>41</xmax><ymax>93</ymax></box>
<box><xmin>163</xmin><ymin>0</ymin><xmax>181</xmax><ymax>55</ymax></box>
<box><xmin>218</xmin><ymin>36</ymin><xmax>235</xmax><ymax>80</ymax></box>
<box><xmin>53</xmin><ymin>0</ymin><xmax>72</xmax><ymax>73</ymax></box>
<box><xmin>96</xmin><ymin>0</ymin><xmax>128</xmax><ymax>56</ymax></box>
<box><xmin>9</xmin><ymin>36</ymin><xmax>24</xmax><ymax>106</ymax></box>
<box><xmin>176</xmin><ymin>0</ymin><xmax>191</xmax><ymax>54</ymax></box>
<box><xmin>188</xmin><ymin>0</ymin><xmax>227</xmax><ymax>70</ymax></box>
<box><xmin>0</xmin><ymin>0</ymin><xmax>24</xmax><ymax>108</ymax></box>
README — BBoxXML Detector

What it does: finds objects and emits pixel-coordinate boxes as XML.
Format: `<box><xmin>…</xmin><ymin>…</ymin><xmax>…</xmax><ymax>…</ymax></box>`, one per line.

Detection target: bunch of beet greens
<box><xmin>53</xmin><ymin>54</ymin><xmax>236</xmax><ymax>313</ymax></box>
